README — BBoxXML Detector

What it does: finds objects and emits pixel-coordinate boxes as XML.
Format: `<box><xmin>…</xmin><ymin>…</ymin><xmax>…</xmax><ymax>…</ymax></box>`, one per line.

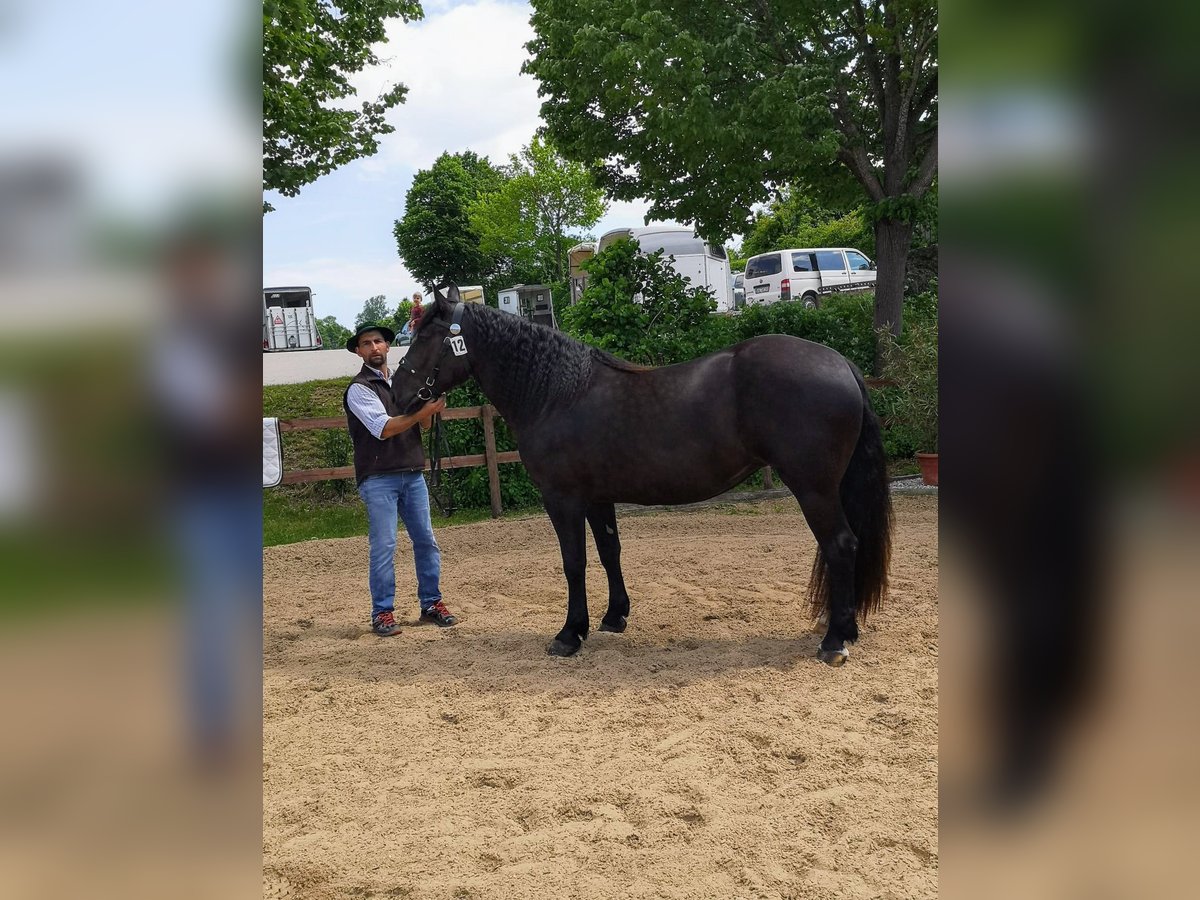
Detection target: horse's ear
<box><xmin>445</xmin><ymin>282</ymin><xmax>461</xmax><ymax>304</ymax></box>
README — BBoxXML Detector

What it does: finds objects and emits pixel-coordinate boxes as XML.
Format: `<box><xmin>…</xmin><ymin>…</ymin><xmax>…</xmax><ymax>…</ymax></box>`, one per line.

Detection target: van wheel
<box><xmin>802</xmin><ymin>293</ymin><xmax>819</xmax><ymax>309</ymax></box>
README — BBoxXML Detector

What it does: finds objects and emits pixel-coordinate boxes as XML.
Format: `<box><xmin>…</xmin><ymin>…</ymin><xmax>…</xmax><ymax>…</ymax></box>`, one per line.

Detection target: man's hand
<box><xmin>416</xmin><ymin>395</ymin><xmax>447</xmax><ymax>424</ymax></box>
<box><xmin>379</xmin><ymin>395</ymin><xmax>447</xmax><ymax>439</ymax></box>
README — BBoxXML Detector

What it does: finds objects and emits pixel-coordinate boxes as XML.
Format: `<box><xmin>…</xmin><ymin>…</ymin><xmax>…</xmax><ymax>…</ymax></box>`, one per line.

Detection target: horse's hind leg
<box><xmin>784</xmin><ymin>482</ymin><xmax>859</xmax><ymax>666</ymax></box>
<box><xmin>587</xmin><ymin>503</ymin><xmax>631</xmax><ymax>633</ymax></box>
<box><xmin>544</xmin><ymin>497</ymin><xmax>590</xmax><ymax>657</ymax></box>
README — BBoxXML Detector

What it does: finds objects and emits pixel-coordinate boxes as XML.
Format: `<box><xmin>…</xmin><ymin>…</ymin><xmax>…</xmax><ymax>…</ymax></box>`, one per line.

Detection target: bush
<box><xmin>733</xmin><ymin>293</ymin><xmax>876</xmax><ymax>373</ymax></box>
<box><xmin>878</xmin><ymin>310</ymin><xmax>938</xmax><ymax>453</ymax></box>
<box><xmin>560</xmin><ymin>238</ymin><xmax>733</xmax><ymax>366</ymax></box>
<box><xmin>432</xmin><ymin>381</ymin><xmax>543</xmax><ymax>513</ymax></box>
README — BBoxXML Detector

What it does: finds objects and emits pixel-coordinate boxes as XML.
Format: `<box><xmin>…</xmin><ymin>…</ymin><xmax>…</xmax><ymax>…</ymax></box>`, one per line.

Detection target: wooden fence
<box><xmin>277</xmin><ymin>405</ymin><xmax>518</xmax><ymax>518</ymax></box>
<box><xmin>276</xmin><ymin>378</ymin><xmax>894</xmax><ymax>516</ymax></box>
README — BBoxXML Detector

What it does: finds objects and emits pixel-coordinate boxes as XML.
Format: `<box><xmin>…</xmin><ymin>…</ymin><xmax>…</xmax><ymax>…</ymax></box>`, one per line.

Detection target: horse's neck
<box><xmin>468</xmin><ymin>312</ymin><xmax>580</xmax><ymax>428</ymax></box>
<box><xmin>467</xmin><ymin>318</ymin><xmax>539</xmax><ymax>427</ymax></box>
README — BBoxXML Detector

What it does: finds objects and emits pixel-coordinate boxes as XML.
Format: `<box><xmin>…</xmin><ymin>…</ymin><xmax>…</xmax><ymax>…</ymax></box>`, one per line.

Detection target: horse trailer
<box><xmin>497</xmin><ymin>284</ymin><xmax>557</xmax><ymax>329</ymax></box>
<box><xmin>571</xmin><ymin>227</ymin><xmax>735</xmax><ymax>313</ymax></box>
<box><xmin>263</xmin><ymin>286</ymin><xmax>322</xmax><ymax>351</ymax></box>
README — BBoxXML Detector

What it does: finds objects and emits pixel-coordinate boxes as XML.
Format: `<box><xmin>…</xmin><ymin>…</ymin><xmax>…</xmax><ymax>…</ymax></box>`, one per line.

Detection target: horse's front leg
<box><xmin>545</xmin><ymin>497</ymin><xmax>589</xmax><ymax>657</ymax></box>
<box><xmin>587</xmin><ymin>503</ymin><xmax>630</xmax><ymax>633</ymax></box>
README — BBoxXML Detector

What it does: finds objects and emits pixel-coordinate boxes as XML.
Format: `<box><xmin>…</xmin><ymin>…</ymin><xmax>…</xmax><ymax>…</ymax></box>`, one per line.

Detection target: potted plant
<box><xmin>882</xmin><ymin>317</ymin><xmax>938</xmax><ymax>485</ymax></box>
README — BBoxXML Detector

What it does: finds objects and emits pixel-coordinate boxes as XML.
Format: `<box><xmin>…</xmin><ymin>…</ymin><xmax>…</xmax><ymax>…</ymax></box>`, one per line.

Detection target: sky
<box><xmin>0</xmin><ymin>0</ymin><xmax>257</xmax><ymax>219</ymax></box>
<box><xmin>262</xmin><ymin>0</ymin><xmax>676</xmax><ymax>329</ymax></box>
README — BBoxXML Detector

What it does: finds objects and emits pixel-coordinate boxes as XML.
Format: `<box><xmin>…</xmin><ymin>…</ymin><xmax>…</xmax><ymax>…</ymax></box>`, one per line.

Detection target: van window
<box><xmin>267</xmin><ymin>291</ymin><xmax>311</xmax><ymax>309</ymax></box>
<box><xmin>815</xmin><ymin>250</ymin><xmax>847</xmax><ymax>271</ymax></box>
<box><xmin>706</xmin><ymin>243</ymin><xmax>727</xmax><ymax>260</ymax></box>
<box><xmin>745</xmin><ymin>254</ymin><xmax>782</xmax><ymax>278</ymax></box>
<box><xmin>641</xmin><ymin>231</ymin><xmax>706</xmax><ymax>257</ymax></box>
<box><xmin>845</xmin><ymin>250</ymin><xmax>872</xmax><ymax>270</ymax></box>
<box><xmin>791</xmin><ymin>252</ymin><xmax>816</xmax><ymax>272</ymax></box>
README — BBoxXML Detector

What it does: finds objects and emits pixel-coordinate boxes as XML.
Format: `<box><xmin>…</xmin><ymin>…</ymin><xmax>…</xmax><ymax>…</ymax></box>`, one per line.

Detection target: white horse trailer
<box><xmin>588</xmin><ymin>226</ymin><xmax>734</xmax><ymax>313</ymax></box>
<box><xmin>263</xmin><ymin>286</ymin><xmax>322</xmax><ymax>351</ymax></box>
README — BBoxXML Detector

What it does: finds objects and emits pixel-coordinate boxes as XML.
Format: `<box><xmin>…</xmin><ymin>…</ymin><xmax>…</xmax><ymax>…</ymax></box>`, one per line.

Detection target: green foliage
<box><xmin>733</xmin><ymin>293</ymin><xmax>877</xmax><ymax>374</ymax></box>
<box><xmin>393</xmin><ymin>151</ymin><xmax>506</xmax><ymax>285</ymax></box>
<box><xmin>468</xmin><ymin>136</ymin><xmax>607</xmax><ymax>285</ymax></box>
<box><xmin>741</xmin><ymin>188</ymin><xmax>874</xmax><ymax>260</ymax></box>
<box><xmin>263</xmin><ymin>0</ymin><xmax>423</xmax><ymax>210</ymax></box>
<box><xmin>876</xmin><ymin>293</ymin><xmax>939</xmax><ymax>452</ymax></box>
<box><xmin>525</xmin><ymin>0</ymin><xmax>936</xmax><ymax>339</ymax></box>
<box><xmin>433</xmin><ymin>381</ymin><xmax>544</xmax><ymax>512</ymax></box>
<box><xmin>314</xmin><ymin>315</ymin><xmax>352</xmax><ymax>350</ymax></box>
<box><xmin>560</xmin><ymin>238</ymin><xmax>731</xmax><ymax>367</ymax></box>
<box><xmin>524</xmin><ymin>1</ymin><xmax>937</xmax><ymax>243</ymax></box>
<box><xmin>354</xmin><ymin>294</ymin><xmax>390</xmax><ymax>330</ymax></box>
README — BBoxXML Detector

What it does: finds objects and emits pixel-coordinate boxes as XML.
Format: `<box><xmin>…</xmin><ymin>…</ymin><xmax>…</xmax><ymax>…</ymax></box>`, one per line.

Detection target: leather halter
<box><xmin>396</xmin><ymin>301</ymin><xmax>467</xmax><ymax>403</ymax></box>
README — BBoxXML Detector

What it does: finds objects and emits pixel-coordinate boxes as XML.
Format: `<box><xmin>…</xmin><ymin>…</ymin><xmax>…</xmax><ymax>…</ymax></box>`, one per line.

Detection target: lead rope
<box><xmin>426</xmin><ymin>411</ymin><xmax>456</xmax><ymax>516</ymax></box>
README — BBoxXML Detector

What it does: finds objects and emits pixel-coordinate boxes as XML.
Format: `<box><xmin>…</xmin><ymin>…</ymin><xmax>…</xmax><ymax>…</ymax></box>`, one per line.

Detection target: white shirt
<box><xmin>346</xmin><ymin>365</ymin><xmax>393</xmax><ymax>439</ymax></box>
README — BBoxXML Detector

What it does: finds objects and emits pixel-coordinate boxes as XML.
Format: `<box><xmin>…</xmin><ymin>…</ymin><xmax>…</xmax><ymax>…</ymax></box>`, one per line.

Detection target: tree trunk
<box><xmin>872</xmin><ymin>216</ymin><xmax>915</xmax><ymax>376</ymax></box>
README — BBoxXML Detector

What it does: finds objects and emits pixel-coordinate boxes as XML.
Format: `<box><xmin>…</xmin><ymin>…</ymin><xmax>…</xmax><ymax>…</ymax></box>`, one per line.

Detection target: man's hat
<box><xmin>345</xmin><ymin>322</ymin><xmax>396</xmax><ymax>353</ymax></box>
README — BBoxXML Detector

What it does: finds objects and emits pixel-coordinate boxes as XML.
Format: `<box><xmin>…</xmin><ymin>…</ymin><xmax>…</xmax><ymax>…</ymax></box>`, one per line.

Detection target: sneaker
<box><xmin>419</xmin><ymin>600</ymin><xmax>459</xmax><ymax>627</ymax></box>
<box><xmin>371</xmin><ymin>611</ymin><xmax>401</xmax><ymax>636</ymax></box>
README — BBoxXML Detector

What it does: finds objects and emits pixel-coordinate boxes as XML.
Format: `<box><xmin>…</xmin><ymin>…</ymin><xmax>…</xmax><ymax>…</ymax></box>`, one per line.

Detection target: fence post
<box><xmin>762</xmin><ymin>467</ymin><xmax>774</xmax><ymax>490</ymax></box>
<box><xmin>481</xmin><ymin>405</ymin><xmax>503</xmax><ymax>518</ymax></box>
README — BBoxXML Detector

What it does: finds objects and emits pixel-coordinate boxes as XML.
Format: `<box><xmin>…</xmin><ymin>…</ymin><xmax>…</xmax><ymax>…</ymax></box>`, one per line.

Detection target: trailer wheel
<box><xmin>802</xmin><ymin>292</ymin><xmax>820</xmax><ymax>309</ymax></box>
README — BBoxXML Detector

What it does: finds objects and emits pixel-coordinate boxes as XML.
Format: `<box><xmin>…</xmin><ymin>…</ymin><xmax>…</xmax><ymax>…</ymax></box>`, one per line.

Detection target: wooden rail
<box><xmin>276</xmin><ymin>404</ymin><xmax>519</xmax><ymax>517</ymax></box>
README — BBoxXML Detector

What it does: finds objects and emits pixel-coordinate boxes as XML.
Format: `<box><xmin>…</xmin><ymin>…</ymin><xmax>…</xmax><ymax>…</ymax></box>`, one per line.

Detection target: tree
<box><xmin>560</xmin><ymin>238</ymin><xmax>725</xmax><ymax>367</ymax></box>
<box><xmin>263</xmin><ymin>0</ymin><xmax>423</xmax><ymax>211</ymax></box>
<box><xmin>740</xmin><ymin>186</ymin><xmax>875</xmax><ymax>260</ymax></box>
<box><xmin>315</xmin><ymin>315</ymin><xmax>353</xmax><ymax>350</ymax></box>
<box><xmin>525</xmin><ymin>0</ymin><xmax>937</xmax><ymax>369</ymax></box>
<box><xmin>468</xmin><ymin>136</ymin><xmax>608</xmax><ymax>285</ymax></box>
<box><xmin>355</xmin><ymin>294</ymin><xmax>390</xmax><ymax>329</ymax></box>
<box><xmin>393</xmin><ymin>151</ymin><xmax>507</xmax><ymax>286</ymax></box>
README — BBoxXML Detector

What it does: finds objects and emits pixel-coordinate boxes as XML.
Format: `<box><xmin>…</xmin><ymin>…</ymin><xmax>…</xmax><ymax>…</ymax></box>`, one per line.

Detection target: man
<box><xmin>343</xmin><ymin>318</ymin><xmax>460</xmax><ymax>635</ymax></box>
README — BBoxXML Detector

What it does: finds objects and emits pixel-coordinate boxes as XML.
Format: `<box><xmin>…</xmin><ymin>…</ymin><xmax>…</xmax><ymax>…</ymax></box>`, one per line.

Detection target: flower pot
<box><xmin>916</xmin><ymin>452</ymin><xmax>938</xmax><ymax>486</ymax></box>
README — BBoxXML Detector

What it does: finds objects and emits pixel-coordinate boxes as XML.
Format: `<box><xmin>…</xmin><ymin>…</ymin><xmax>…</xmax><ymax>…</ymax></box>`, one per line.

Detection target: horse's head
<box><xmin>392</xmin><ymin>282</ymin><xmax>475</xmax><ymax>414</ymax></box>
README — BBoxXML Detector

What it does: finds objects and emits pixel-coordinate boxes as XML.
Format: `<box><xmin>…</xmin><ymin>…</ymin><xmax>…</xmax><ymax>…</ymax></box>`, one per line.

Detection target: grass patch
<box><xmin>264</xmin><ymin>486</ymin><xmax>543</xmax><ymax>547</ymax></box>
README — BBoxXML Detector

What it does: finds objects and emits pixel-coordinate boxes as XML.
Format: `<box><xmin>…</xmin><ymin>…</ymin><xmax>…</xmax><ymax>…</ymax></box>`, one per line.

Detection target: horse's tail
<box><xmin>808</xmin><ymin>366</ymin><xmax>894</xmax><ymax>621</ymax></box>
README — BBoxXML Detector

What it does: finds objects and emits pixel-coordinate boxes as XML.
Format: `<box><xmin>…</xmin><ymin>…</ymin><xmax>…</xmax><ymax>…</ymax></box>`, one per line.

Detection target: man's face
<box><xmin>355</xmin><ymin>331</ymin><xmax>390</xmax><ymax>369</ymax></box>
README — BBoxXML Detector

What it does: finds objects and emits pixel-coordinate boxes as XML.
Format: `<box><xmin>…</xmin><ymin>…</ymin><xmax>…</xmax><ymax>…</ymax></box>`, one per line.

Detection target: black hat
<box><xmin>346</xmin><ymin>322</ymin><xmax>396</xmax><ymax>353</ymax></box>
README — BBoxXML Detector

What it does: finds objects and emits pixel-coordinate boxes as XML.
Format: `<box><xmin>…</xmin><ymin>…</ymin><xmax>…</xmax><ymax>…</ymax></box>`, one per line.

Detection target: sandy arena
<box><xmin>264</xmin><ymin>494</ymin><xmax>937</xmax><ymax>900</ymax></box>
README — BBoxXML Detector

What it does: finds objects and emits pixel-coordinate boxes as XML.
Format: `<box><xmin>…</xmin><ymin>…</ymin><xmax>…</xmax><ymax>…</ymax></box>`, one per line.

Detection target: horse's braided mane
<box><xmin>462</xmin><ymin>302</ymin><xmax>649</xmax><ymax>413</ymax></box>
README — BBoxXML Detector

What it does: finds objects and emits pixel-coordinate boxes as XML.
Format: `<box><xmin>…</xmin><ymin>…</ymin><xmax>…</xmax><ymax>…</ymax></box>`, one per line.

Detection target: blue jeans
<box><xmin>359</xmin><ymin>472</ymin><xmax>442</xmax><ymax>620</ymax></box>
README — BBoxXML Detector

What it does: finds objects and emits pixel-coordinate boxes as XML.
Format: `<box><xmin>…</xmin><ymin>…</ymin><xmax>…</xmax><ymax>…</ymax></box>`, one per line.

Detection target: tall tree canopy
<box><xmin>468</xmin><ymin>136</ymin><xmax>608</xmax><ymax>285</ymax></box>
<box><xmin>354</xmin><ymin>294</ymin><xmax>390</xmax><ymax>329</ymax></box>
<box><xmin>393</xmin><ymin>151</ymin><xmax>507</xmax><ymax>286</ymax></box>
<box><xmin>525</xmin><ymin>0</ymin><xmax>937</xmax><ymax>351</ymax></box>
<box><xmin>263</xmin><ymin>0</ymin><xmax>422</xmax><ymax>211</ymax></box>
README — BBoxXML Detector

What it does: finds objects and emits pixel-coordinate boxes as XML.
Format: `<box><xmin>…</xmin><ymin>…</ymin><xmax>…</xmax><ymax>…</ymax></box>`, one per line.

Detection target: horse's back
<box><xmin>730</xmin><ymin>335</ymin><xmax>865</xmax><ymax>474</ymax></box>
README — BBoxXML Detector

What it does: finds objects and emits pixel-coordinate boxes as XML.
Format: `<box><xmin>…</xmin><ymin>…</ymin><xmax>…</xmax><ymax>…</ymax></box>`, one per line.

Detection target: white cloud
<box><xmin>351</xmin><ymin>0</ymin><xmax>542</xmax><ymax>173</ymax></box>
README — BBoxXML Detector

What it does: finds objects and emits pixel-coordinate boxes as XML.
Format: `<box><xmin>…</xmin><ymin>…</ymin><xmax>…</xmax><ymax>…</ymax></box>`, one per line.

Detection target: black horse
<box><xmin>392</xmin><ymin>285</ymin><xmax>893</xmax><ymax>665</ymax></box>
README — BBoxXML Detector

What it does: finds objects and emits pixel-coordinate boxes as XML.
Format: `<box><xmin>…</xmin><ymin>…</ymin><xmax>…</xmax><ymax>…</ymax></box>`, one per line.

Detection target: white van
<box><xmin>586</xmin><ymin>226</ymin><xmax>735</xmax><ymax>312</ymax></box>
<box><xmin>742</xmin><ymin>248</ymin><xmax>876</xmax><ymax>308</ymax></box>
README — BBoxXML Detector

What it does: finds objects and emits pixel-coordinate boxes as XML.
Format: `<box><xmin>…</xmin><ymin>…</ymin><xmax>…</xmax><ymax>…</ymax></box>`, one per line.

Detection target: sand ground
<box><xmin>264</xmin><ymin>495</ymin><xmax>937</xmax><ymax>899</ymax></box>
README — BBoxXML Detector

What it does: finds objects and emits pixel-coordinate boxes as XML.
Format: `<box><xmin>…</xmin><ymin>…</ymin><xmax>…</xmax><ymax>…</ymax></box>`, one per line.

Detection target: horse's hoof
<box><xmin>598</xmin><ymin>616</ymin><xmax>627</xmax><ymax>633</ymax></box>
<box><xmin>547</xmin><ymin>638</ymin><xmax>581</xmax><ymax>657</ymax></box>
<box><xmin>817</xmin><ymin>647</ymin><xmax>850</xmax><ymax>667</ymax></box>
